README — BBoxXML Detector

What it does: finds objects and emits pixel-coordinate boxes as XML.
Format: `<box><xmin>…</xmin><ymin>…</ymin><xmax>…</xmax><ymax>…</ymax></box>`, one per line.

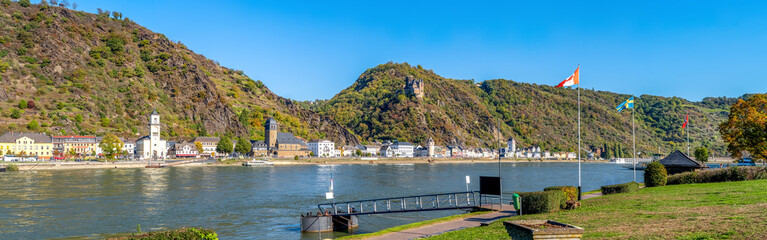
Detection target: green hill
<box><xmin>318</xmin><ymin>62</ymin><xmax>738</xmax><ymax>156</ymax></box>
<box><xmin>0</xmin><ymin>2</ymin><xmax>358</xmax><ymax>144</ymax></box>
<box><xmin>0</xmin><ymin>2</ymin><xmax>744</xmax><ymax>156</ymax></box>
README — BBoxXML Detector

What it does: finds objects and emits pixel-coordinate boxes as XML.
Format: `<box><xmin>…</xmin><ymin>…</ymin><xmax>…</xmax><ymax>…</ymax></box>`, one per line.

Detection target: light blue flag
<box><xmin>616</xmin><ymin>97</ymin><xmax>634</xmax><ymax>112</ymax></box>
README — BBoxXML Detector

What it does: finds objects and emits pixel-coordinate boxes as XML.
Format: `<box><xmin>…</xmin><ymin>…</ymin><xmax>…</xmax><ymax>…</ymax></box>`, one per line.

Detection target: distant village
<box><xmin>0</xmin><ymin>108</ymin><xmax>593</xmax><ymax>162</ymax></box>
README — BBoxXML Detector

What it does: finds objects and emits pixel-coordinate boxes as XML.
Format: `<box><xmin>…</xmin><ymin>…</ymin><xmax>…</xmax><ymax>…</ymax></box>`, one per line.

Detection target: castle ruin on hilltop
<box><xmin>405</xmin><ymin>75</ymin><xmax>424</xmax><ymax>99</ymax></box>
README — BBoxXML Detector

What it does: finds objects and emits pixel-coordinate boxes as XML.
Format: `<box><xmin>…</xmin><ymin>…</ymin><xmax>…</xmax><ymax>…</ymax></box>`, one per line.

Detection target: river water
<box><xmin>0</xmin><ymin>162</ymin><xmax>640</xmax><ymax>239</ymax></box>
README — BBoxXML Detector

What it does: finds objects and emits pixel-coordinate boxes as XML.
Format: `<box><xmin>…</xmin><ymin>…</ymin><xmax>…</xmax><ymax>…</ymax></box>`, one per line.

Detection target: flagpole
<box><xmin>577</xmin><ymin>65</ymin><xmax>581</xmax><ymax>201</ymax></box>
<box><xmin>497</xmin><ymin>118</ymin><xmax>502</xmax><ymax>211</ymax></box>
<box><xmin>632</xmin><ymin>96</ymin><xmax>636</xmax><ymax>182</ymax></box>
<box><xmin>686</xmin><ymin>112</ymin><xmax>690</xmax><ymax>156</ymax></box>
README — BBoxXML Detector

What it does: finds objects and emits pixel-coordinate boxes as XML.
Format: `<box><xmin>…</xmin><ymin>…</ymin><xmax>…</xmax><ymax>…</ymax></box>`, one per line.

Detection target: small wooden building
<box><xmin>659</xmin><ymin>150</ymin><xmax>708</xmax><ymax>175</ymax></box>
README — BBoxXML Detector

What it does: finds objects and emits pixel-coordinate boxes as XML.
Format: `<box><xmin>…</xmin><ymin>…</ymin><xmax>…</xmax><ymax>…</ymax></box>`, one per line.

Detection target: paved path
<box><xmin>367</xmin><ymin>193</ymin><xmax>604</xmax><ymax>240</ymax></box>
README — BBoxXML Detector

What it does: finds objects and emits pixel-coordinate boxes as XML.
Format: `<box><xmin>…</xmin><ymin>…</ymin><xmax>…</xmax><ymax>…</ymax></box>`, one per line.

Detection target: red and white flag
<box><xmin>556</xmin><ymin>66</ymin><xmax>580</xmax><ymax>88</ymax></box>
<box><xmin>682</xmin><ymin>114</ymin><xmax>689</xmax><ymax>129</ymax></box>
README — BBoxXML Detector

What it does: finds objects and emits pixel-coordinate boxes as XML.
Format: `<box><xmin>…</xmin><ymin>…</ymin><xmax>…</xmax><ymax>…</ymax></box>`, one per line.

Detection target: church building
<box><xmin>264</xmin><ymin>117</ymin><xmax>310</xmax><ymax>157</ymax></box>
<box><xmin>136</xmin><ymin>110</ymin><xmax>167</xmax><ymax>160</ymax></box>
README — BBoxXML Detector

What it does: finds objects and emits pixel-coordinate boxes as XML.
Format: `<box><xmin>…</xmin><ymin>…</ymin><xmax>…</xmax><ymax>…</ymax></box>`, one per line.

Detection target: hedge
<box><xmin>518</xmin><ymin>190</ymin><xmax>565</xmax><ymax>214</ymax></box>
<box><xmin>644</xmin><ymin>162</ymin><xmax>667</xmax><ymax>187</ymax></box>
<box><xmin>600</xmin><ymin>182</ymin><xmax>639</xmax><ymax>195</ymax></box>
<box><xmin>667</xmin><ymin>167</ymin><xmax>767</xmax><ymax>185</ymax></box>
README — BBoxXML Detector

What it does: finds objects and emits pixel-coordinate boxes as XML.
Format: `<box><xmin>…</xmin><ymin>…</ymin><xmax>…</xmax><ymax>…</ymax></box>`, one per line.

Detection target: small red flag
<box><xmin>682</xmin><ymin>114</ymin><xmax>689</xmax><ymax>129</ymax></box>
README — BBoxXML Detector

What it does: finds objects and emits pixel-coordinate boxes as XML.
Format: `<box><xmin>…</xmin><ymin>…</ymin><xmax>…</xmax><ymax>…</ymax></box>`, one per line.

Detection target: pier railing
<box><xmin>318</xmin><ymin>191</ymin><xmax>479</xmax><ymax>216</ymax></box>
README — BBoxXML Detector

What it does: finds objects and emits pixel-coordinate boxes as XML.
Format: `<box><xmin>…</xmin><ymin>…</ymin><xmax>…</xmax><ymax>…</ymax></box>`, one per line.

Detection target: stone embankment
<box><xmin>7</xmin><ymin>162</ymin><xmax>147</xmax><ymax>170</ymax></box>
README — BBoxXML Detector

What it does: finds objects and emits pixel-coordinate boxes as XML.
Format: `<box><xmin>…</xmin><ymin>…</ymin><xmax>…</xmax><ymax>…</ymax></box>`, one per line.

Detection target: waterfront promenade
<box><xmin>366</xmin><ymin>193</ymin><xmax>604</xmax><ymax>240</ymax></box>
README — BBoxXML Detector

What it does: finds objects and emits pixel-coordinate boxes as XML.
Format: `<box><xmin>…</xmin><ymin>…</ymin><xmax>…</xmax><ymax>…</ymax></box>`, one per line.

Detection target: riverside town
<box><xmin>1</xmin><ymin>1</ymin><xmax>766</xmax><ymax>240</ymax></box>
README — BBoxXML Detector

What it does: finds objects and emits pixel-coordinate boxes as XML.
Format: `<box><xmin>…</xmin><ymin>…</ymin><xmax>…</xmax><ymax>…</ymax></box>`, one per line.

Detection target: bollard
<box><xmin>511</xmin><ymin>194</ymin><xmax>521</xmax><ymax>215</ymax></box>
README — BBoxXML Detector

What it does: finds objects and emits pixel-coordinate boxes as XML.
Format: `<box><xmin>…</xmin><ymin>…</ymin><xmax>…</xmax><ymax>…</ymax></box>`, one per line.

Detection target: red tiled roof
<box><xmin>52</xmin><ymin>136</ymin><xmax>96</xmax><ymax>138</ymax></box>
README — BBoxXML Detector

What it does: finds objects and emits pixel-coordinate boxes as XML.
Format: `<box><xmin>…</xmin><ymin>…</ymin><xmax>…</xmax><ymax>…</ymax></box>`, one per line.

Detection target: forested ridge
<box><xmin>0</xmin><ymin>1</ymin><xmax>358</xmax><ymax>144</ymax></box>
<box><xmin>317</xmin><ymin>62</ymin><xmax>742</xmax><ymax>156</ymax></box>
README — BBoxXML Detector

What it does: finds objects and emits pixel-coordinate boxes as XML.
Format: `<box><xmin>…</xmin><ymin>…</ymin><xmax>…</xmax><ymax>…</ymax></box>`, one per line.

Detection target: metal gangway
<box><xmin>318</xmin><ymin>191</ymin><xmax>492</xmax><ymax>216</ymax></box>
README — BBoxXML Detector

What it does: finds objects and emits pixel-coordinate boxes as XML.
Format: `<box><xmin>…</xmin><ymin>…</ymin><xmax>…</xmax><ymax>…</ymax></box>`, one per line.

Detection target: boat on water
<box><xmin>243</xmin><ymin>159</ymin><xmax>274</xmax><ymax>166</ymax></box>
<box><xmin>621</xmin><ymin>162</ymin><xmax>648</xmax><ymax>170</ymax></box>
<box><xmin>737</xmin><ymin>157</ymin><xmax>756</xmax><ymax>167</ymax></box>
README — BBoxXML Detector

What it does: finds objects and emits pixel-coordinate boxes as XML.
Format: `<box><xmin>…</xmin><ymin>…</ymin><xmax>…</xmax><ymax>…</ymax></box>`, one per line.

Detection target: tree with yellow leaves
<box><xmin>719</xmin><ymin>94</ymin><xmax>767</xmax><ymax>162</ymax></box>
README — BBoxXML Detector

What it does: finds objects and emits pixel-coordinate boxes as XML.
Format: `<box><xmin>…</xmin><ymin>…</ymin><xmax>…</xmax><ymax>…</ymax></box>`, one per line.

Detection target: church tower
<box><xmin>507</xmin><ymin>137</ymin><xmax>516</xmax><ymax>154</ymax></box>
<box><xmin>265</xmin><ymin>117</ymin><xmax>279</xmax><ymax>148</ymax></box>
<box><xmin>150</xmin><ymin>109</ymin><xmax>161</xmax><ymax>156</ymax></box>
<box><xmin>427</xmin><ymin>137</ymin><xmax>435</xmax><ymax>157</ymax></box>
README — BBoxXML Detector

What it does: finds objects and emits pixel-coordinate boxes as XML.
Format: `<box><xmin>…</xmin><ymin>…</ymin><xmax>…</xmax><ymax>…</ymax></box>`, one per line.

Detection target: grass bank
<box><xmin>337</xmin><ymin>211</ymin><xmax>490</xmax><ymax>239</ymax></box>
<box><xmin>425</xmin><ymin>179</ymin><xmax>767</xmax><ymax>239</ymax></box>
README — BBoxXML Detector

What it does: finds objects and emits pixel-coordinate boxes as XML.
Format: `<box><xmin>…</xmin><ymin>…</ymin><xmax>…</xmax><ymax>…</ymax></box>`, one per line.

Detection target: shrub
<box><xmin>108</xmin><ymin>227</ymin><xmax>217</xmax><ymax>240</ymax></box>
<box><xmin>667</xmin><ymin>167</ymin><xmax>767</xmax><ymax>185</ymax></box>
<box><xmin>0</xmin><ymin>60</ymin><xmax>10</xmax><ymax>73</ymax></box>
<box><xmin>518</xmin><ymin>190</ymin><xmax>565</xmax><ymax>214</ymax></box>
<box><xmin>6</xmin><ymin>164</ymin><xmax>19</xmax><ymax>171</ymax></box>
<box><xmin>644</xmin><ymin>162</ymin><xmax>667</xmax><ymax>187</ymax></box>
<box><xmin>10</xmin><ymin>109</ymin><xmax>21</xmax><ymax>119</ymax></box>
<box><xmin>27</xmin><ymin>120</ymin><xmax>39</xmax><ymax>130</ymax></box>
<box><xmin>543</xmin><ymin>186</ymin><xmax>578</xmax><ymax>202</ymax></box>
<box><xmin>19</xmin><ymin>0</ymin><xmax>31</xmax><ymax>7</ymax></box>
<box><xmin>600</xmin><ymin>182</ymin><xmax>639</xmax><ymax>195</ymax></box>
<box><xmin>18</xmin><ymin>100</ymin><xmax>27</xmax><ymax>109</ymax></box>
<box><xmin>293</xmin><ymin>155</ymin><xmax>299</xmax><ymax>160</ymax></box>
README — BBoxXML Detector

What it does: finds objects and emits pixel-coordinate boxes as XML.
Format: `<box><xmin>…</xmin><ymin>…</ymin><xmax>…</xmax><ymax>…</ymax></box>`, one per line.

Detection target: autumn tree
<box><xmin>99</xmin><ymin>134</ymin><xmax>124</xmax><ymax>160</ymax></box>
<box><xmin>67</xmin><ymin>148</ymin><xmax>77</xmax><ymax>159</ymax></box>
<box><xmin>194</xmin><ymin>141</ymin><xmax>204</xmax><ymax>155</ymax></box>
<box><xmin>719</xmin><ymin>94</ymin><xmax>767</xmax><ymax>161</ymax></box>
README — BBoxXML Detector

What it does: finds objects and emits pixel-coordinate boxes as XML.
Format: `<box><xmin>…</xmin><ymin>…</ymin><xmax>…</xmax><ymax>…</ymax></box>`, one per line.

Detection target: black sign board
<box><xmin>479</xmin><ymin>176</ymin><xmax>501</xmax><ymax>195</ymax></box>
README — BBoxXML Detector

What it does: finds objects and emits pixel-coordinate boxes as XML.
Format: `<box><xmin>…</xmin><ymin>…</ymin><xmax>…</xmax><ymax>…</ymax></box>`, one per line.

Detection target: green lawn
<box><xmin>425</xmin><ymin>179</ymin><xmax>767</xmax><ymax>239</ymax></box>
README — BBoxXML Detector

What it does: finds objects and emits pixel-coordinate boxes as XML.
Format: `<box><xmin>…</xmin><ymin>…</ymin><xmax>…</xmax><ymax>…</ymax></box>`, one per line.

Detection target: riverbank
<box><xmin>272</xmin><ymin>157</ymin><xmax>592</xmax><ymax>165</ymax></box>
<box><xmin>1</xmin><ymin>156</ymin><xmax>739</xmax><ymax>171</ymax></box>
<box><xmin>421</xmin><ymin>179</ymin><xmax>767</xmax><ymax>239</ymax></box>
<box><xmin>0</xmin><ymin>158</ymin><xmax>600</xmax><ymax>171</ymax></box>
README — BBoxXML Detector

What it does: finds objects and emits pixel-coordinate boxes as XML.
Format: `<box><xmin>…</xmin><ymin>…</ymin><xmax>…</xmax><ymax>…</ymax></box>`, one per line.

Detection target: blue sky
<box><xmin>69</xmin><ymin>0</ymin><xmax>767</xmax><ymax>101</ymax></box>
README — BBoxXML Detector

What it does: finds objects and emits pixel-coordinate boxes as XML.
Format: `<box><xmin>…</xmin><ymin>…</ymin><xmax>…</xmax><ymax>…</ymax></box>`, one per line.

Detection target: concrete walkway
<box><xmin>367</xmin><ymin>193</ymin><xmax>603</xmax><ymax>240</ymax></box>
